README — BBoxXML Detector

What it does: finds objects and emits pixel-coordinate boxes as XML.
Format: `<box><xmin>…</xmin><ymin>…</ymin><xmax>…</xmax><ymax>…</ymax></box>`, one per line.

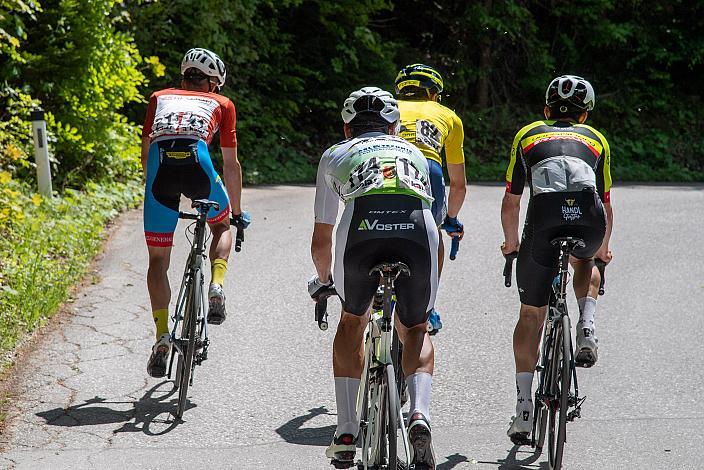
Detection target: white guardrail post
<box><xmin>31</xmin><ymin>107</ymin><xmax>53</xmax><ymax>198</ymax></box>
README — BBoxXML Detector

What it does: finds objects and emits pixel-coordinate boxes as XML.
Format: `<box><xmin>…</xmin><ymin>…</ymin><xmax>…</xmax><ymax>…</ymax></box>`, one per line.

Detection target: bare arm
<box><xmin>311</xmin><ymin>223</ymin><xmax>334</xmax><ymax>283</ymax></box>
<box><xmin>446</xmin><ymin>162</ymin><xmax>467</xmax><ymax>218</ymax></box>
<box><xmin>140</xmin><ymin>137</ymin><xmax>150</xmax><ymax>172</ymax></box>
<box><xmin>501</xmin><ymin>192</ymin><xmax>522</xmax><ymax>254</ymax></box>
<box><xmin>595</xmin><ymin>201</ymin><xmax>613</xmax><ymax>263</ymax></box>
<box><xmin>221</xmin><ymin>147</ymin><xmax>243</xmax><ymax>215</ymax></box>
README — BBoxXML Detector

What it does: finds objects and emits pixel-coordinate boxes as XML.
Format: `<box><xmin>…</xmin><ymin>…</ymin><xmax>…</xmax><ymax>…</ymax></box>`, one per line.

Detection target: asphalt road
<box><xmin>0</xmin><ymin>184</ymin><xmax>702</xmax><ymax>469</ymax></box>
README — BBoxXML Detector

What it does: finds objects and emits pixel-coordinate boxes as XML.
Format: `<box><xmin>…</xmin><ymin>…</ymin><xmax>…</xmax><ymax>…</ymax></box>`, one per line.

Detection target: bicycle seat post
<box><xmin>369</xmin><ymin>262</ymin><xmax>410</xmax><ymax>332</ymax></box>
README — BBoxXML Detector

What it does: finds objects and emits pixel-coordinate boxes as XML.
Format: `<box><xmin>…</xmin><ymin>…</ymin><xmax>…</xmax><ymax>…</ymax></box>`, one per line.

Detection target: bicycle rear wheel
<box><xmin>533</xmin><ymin>385</ymin><xmax>548</xmax><ymax>451</ymax></box>
<box><xmin>385</xmin><ymin>363</ymin><xmax>399</xmax><ymax>470</ymax></box>
<box><xmin>547</xmin><ymin>314</ymin><xmax>572</xmax><ymax>469</ymax></box>
<box><xmin>175</xmin><ymin>271</ymin><xmax>201</xmax><ymax>418</ymax></box>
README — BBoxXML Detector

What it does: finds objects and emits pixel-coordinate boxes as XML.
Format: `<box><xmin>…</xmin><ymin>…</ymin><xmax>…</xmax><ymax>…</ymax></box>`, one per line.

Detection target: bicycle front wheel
<box><xmin>547</xmin><ymin>314</ymin><xmax>572</xmax><ymax>469</ymax></box>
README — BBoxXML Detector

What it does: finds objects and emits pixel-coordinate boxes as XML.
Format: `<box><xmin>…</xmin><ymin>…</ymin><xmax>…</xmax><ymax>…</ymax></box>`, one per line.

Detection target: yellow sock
<box><xmin>152</xmin><ymin>308</ymin><xmax>169</xmax><ymax>339</ymax></box>
<box><xmin>211</xmin><ymin>259</ymin><xmax>228</xmax><ymax>286</ymax></box>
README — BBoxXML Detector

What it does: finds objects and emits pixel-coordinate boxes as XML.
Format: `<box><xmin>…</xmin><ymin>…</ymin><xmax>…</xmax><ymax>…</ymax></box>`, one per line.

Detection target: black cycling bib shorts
<box><xmin>333</xmin><ymin>194</ymin><xmax>439</xmax><ymax>328</ymax></box>
<box><xmin>517</xmin><ymin>189</ymin><xmax>606</xmax><ymax>307</ymax></box>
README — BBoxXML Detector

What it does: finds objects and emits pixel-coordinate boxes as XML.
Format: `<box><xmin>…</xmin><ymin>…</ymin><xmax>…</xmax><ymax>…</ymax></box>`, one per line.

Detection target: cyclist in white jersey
<box><xmin>309</xmin><ymin>87</ymin><xmax>439</xmax><ymax>469</ymax></box>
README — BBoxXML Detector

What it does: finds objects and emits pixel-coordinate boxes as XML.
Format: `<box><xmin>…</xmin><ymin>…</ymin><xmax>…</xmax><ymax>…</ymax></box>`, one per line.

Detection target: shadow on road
<box><xmin>35</xmin><ymin>381</ymin><xmax>192</xmax><ymax>436</ymax></box>
<box><xmin>275</xmin><ymin>406</ymin><xmax>336</xmax><ymax>447</ymax></box>
<box><xmin>476</xmin><ymin>444</ymin><xmax>544</xmax><ymax>469</ymax></box>
<box><xmin>437</xmin><ymin>452</ymin><xmax>471</xmax><ymax>469</ymax></box>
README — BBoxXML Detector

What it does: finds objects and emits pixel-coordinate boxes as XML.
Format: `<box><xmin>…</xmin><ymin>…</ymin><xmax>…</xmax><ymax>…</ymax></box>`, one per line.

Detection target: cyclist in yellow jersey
<box><xmin>395</xmin><ymin>64</ymin><xmax>467</xmax><ymax>335</ymax></box>
<box><xmin>501</xmin><ymin>75</ymin><xmax>614</xmax><ymax>444</ymax></box>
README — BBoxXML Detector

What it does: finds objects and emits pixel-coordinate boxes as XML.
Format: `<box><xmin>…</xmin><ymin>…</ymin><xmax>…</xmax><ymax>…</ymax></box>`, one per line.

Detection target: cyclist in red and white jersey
<box><xmin>141</xmin><ymin>48</ymin><xmax>248</xmax><ymax>378</ymax></box>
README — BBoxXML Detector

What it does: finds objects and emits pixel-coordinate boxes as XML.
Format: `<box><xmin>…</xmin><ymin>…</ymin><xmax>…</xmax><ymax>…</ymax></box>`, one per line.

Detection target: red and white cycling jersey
<box><xmin>142</xmin><ymin>88</ymin><xmax>237</xmax><ymax>147</ymax></box>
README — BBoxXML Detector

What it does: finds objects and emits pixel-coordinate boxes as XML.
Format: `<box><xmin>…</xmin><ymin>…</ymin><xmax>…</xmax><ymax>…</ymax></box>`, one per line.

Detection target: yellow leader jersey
<box><xmin>397</xmin><ymin>100</ymin><xmax>465</xmax><ymax>165</ymax></box>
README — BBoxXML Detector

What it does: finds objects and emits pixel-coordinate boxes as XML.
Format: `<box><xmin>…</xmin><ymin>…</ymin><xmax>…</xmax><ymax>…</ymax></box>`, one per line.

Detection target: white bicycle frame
<box><xmin>357</xmin><ymin>304</ymin><xmax>410</xmax><ymax>469</ymax></box>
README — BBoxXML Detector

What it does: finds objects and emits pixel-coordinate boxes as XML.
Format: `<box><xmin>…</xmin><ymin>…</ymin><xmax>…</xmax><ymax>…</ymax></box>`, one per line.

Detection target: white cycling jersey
<box><xmin>314</xmin><ymin>132</ymin><xmax>433</xmax><ymax>225</ymax></box>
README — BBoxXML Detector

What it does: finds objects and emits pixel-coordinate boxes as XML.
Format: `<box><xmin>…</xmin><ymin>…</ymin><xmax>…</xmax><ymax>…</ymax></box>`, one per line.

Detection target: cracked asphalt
<box><xmin>0</xmin><ymin>185</ymin><xmax>702</xmax><ymax>469</ymax></box>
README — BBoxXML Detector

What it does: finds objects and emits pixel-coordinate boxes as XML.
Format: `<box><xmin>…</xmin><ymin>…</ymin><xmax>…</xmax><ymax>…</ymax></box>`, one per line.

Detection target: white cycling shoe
<box><xmin>576</xmin><ymin>326</ymin><xmax>599</xmax><ymax>368</ymax></box>
<box><xmin>207</xmin><ymin>283</ymin><xmax>227</xmax><ymax>325</ymax></box>
<box><xmin>325</xmin><ymin>433</ymin><xmax>356</xmax><ymax>469</ymax></box>
<box><xmin>147</xmin><ymin>333</ymin><xmax>171</xmax><ymax>378</ymax></box>
<box><xmin>408</xmin><ymin>412</ymin><xmax>436</xmax><ymax>469</ymax></box>
<box><xmin>507</xmin><ymin>405</ymin><xmax>533</xmax><ymax>446</ymax></box>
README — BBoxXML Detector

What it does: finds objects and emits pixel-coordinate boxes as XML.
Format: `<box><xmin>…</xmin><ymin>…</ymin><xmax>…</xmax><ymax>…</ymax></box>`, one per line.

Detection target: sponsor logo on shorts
<box><xmin>357</xmin><ymin>219</ymin><xmax>415</xmax><ymax>231</ymax></box>
<box><xmin>165</xmin><ymin>151</ymin><xmax>190</xmax><ymax>159</ymax></box>
<box><xmin>561</xmin><ymin>198</ymin><xmax>582</xmax><ymax>221</ymax></box>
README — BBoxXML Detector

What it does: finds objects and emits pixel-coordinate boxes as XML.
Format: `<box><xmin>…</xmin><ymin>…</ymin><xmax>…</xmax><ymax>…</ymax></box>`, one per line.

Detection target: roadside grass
<box><xmin>0</xmin><ymin>180</ymin><xmax>141</xmax><ymax>354</ymax></box>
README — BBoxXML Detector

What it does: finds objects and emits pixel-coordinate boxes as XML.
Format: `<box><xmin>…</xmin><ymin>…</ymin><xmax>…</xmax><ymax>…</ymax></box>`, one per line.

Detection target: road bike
<box><xmin>315</xmin><ymin>262</ymin><xmax>411</xmax><ymax>469</ymax></box>
<box><xmin>504</xmin><ymin>237</ymin><xmax>605</xmax><ymax>470</ymax></box>
<box><xmin>166</xmin><ymin>199</ymin><xmax>245</xmax><ymax>419</ymax></box>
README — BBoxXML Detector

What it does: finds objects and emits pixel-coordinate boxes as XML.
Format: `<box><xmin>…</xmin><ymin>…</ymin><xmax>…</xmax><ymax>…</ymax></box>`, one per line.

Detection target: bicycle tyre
<box><xmin>362</xmin><ymin>367</ymin><xmax>383</xmax><ymax>468</ymax></box>
<box><xmin>385</xmin><ymin>363</ymin><xmax>399</xmax><ymax>470</ymax></box>
<box><xmin>176</xmin><ymin>271</ymin><xmax>200</xmax><ymax>418</ymax></box>
<box><xmin>533</xmin><ymin>386</ymin><xmax>548</xmax><ymax>451</ymax></box>
<box><xmin>547</xmin><ymin>314</ymin><xmax>572</xmax><ymax>469</ymax></box>
<box><xmin>391</xmin><ymin>332</ymin><xmax>405</xmax><ymax>401</ymax></box>
<box><xmin>534</xmin><ymin>320</ymin><xmax>554</xmax><ymax>451</ymax></box>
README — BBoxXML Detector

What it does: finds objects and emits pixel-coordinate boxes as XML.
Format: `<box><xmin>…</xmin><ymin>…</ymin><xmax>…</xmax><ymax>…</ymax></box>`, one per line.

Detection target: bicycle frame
<box><xmin>169</xmin><ymin>211</ymin><xmax>210</xmax><ymax>369</ymax></box>
<box><xmin>357</xmin><ymin>265</ymin><xmax>410</xmax><ymax>469</ymax></box>
<box><xmin>532</xmin><ymin>238</ymin><xmax>585</xmax><ymax>468</ymax></box>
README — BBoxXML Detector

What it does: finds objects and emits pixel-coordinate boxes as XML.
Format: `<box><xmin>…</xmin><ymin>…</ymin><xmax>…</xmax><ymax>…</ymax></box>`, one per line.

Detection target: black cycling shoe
<box><xmin>325</xmin><ymin>433</ymin><xmax>356</xmax><ymax>468</ymax></box>
<box><xmin>408</xmin><ymin>412</ymin><xmax>435</xmax><ymax>469</ymax></box>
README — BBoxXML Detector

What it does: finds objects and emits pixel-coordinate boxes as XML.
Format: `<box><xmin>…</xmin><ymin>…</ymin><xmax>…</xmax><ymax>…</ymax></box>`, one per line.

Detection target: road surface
<box><xmin>1</xmin><ymin>184</ymin><xmax>702</xmax><ymax>469</ymax></box>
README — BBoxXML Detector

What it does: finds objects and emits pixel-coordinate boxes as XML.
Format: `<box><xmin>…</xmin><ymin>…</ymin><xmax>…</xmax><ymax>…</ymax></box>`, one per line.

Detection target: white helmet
<box><xmin>341</xmin><ymin>87</ymin><xmax>400</xmax><ymax>126</ymax></box>
<box><xmin>181</xmin><ymin>48</ymin><xmax>227</xmax><ymax>89</ymax></box>
<box><xmin>545</xmin><ymin>75</ymin><xmax>595</xmax><ymax>111</ymax></box>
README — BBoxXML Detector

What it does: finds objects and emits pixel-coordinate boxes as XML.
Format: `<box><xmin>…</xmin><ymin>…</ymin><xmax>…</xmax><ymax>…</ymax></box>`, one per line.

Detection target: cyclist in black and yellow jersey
<box><xmin>395</xmin><ymin>64</ymin><xmax>467</xmax><ymax>335</ymax></box>
<box><xmin>501</xmin><ymin>75</ymin><xmax>614</xmax><ymax>443</ymax></box>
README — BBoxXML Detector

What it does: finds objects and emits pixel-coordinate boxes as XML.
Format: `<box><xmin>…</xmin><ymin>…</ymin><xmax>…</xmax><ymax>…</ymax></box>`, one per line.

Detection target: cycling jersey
<box><xmin>505</xmin><ymin>120</ymin><xmax>612</xmax><ymax>203</ymax></box>
<box><xmin>314</xmin><ymin>132</ymin><xmax>433</xmax><ymax>225</ymax></box>
<box><xmin>142</xmin><ymin>88</ymin><xmax>236</xmax><ymax>147</ymax></box>
<box><xmin>397</xmin><ymin>100</ymin><xmax>464</xmax><ymax>165</ymax></box>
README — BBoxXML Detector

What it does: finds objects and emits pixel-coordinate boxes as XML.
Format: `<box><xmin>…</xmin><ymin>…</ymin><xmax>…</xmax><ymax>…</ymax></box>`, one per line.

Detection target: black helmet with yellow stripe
<box><xmin>395</xmin><ymin>64</ymin><xmax>444</xmax><ymax>97</ymax></box>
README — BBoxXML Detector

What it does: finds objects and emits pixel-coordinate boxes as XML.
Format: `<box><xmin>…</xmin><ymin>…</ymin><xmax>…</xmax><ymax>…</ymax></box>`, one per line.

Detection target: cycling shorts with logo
<box><xmin>333</xmin><ymin>194</ymin><xmax>439</xmax><ymax>327</ymax></box>
<box><xmin>143</xmin><ymin>138</ymin><xmax>230</xmax><ymax>247</ymax></box>
<box><xmin>517</xmin><ymin>189</ymin><xmax>606</xmax><ymax>307</ymax></box>
<box><xmin>428</xmin><ymin>159</ymin><xmax>447</xmax><ymax>225</ymax></box>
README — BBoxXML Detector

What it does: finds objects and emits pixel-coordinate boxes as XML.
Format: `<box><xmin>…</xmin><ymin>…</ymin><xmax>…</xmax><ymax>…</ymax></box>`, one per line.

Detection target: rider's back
<box><xmin>506</xmin><ymin>119</ymin><xmax>611</xmax><ymax>203</ymax></box>
<box><xmin>315</xmin><ymin>133</ymin><xmax>433</xmax><ymax>225</ymax></box>
<box><xmin>143</xmin><ymin>88</ymin><xmax>236</xmax><ymax>147</ymax></box>
<box><xmin>397</xmin><ymin>99</ymin><xmax>464</xmax><ymax>165</ymax></box>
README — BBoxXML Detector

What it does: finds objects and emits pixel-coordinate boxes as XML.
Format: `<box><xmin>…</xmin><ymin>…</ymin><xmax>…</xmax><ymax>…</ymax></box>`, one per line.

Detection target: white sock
<box><xmin>577</xmin><ymin>296</ymin><xmax>597</xmax><ymax>330</ymax></box>
<box><xmin>334</xmin><ymin>377</ymin><xmax>361</xmax><ymax>437</ymax></box>
<box><xmin>515</xmin><ymin>372</ymin><xmax>534</xmax><ymax>415</ymax></box>
<box><xmin>406</xmin><ymin>372</ymin><xmax>432</xmax><ymax>420</ymax></box>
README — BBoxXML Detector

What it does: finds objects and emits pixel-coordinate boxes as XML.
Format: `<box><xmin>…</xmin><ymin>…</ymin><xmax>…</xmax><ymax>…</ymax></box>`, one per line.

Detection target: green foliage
<box><xmin>1</xmin><ymin>0</ymin><xmax>153</xmax><ymax>188</ymax></box>
<box><xmin>125</xmin><ymin>0</ymin><xmax>397</xmax><ymax>184</ymax></box>
<box><xmin>0</xmin><ymin>178</ymin><xmax>141</xmax><ymax>352</ymax></box>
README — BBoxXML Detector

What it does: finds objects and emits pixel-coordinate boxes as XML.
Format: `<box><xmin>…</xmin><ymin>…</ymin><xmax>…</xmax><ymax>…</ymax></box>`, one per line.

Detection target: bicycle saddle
<box><xmin>368</xmin><ymin>262</ymin><xmax>411</xmax><ymax>278</ymax></box>
<box><xmin>550</xmin><ymin>237</ymin><xmax>586</xmax><ymax>251</ymax></box>
<box><xmin>191</xmin><ymin>199</ymin><xmax>220</xmax><ymax>212</ymax></box>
